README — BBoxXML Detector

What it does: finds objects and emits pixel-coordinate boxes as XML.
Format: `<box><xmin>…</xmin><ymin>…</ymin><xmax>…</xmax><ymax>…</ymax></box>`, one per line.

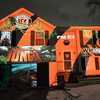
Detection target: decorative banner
<box><xmin>81</xmin><ymin>47</ymin><xmax>91</xmax><ymax>56</ymax></box>
<box><xmin>7</xmin><ymin>46</ymin><xmax>56</xmax><ymax>63</ymax></box>
<box><xmin>82</xmin><ymin>30</ymin><xmax>92</xmax><ymax>38</ymax></box>
<box><xmin>0</xmin><ymin>31</ymin><xmax>11</xmax><ymax>46</ymax></box>
<box><xmin>81</xmin><ymin>47</ymin><xmax>100</xmax><ymax>56</ymax></box>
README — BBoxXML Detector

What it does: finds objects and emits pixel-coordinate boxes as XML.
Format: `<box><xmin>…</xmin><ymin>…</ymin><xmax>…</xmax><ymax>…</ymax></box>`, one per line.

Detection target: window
<box><xmin>64</xmin><ymin>52</ymin><xmax>71</xmax><ymax>60</ymax></box>
<box><xmin>35</xmin><ymin>32</ymin><xmax>45</xmax><ymax>45</ymax></box>
<box><xmin>31</xmin><ymin>30</ymin><xmax>49</xmax><ymax>45</ymax></box>
<box><xmin>79</xmin><ymin>30</ymin><xmax>98</xmax><ymax>47</ymax></box>
<box><xmin>64</xmin><ymin>52</ymin><xmax>71</xmax><ymax>70</ymax></box>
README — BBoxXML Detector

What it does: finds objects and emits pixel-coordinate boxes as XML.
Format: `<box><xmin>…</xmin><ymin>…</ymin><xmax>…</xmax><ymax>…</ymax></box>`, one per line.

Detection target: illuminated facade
<box><xmin>0</xmin><ymin>8</ymin><xmax>55</xmax><ymax>46</ymax></box>
<box><xmin>0</xmin><ymin>8</ymin><xmax>100</xmax><ymax>87</ymax></box>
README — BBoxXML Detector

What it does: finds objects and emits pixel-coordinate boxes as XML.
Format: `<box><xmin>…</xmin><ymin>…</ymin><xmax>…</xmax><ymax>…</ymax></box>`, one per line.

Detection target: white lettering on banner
<box><xmin>67</xmin><ymin>34</ymin><xmax>75</xmax><ymax>39</ymax></box>
<box><xmin>57</xmin><ymin>35</ymin><xmax>66</xmax><ymax>39</ymax></box>
<box><xmin>57</xmin><ymin>34</ymin><xmax>75</xmax><ymax>40</ymax></box>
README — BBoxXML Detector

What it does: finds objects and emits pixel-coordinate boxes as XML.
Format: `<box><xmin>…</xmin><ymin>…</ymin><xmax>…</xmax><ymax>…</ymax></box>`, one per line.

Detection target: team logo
<box><xmin>15</xmin><ymin>15</ymin><xmax>32</xmax><ymax>29</ymax></box>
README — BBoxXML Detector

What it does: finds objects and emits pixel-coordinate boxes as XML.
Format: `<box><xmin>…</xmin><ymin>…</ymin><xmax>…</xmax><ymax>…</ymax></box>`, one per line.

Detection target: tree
<box><xmin>0</xmin><ymin>55</ymin><xmax>7</xmax><ymax>64</ymax></box>
<box><xmin>48</xmin><ymin>31</ymin><xmax>58</xmax><ymax>45</ymax></box>
<box><xmin>86</xmin><ymin>0</ymin><xmax>100</xmax><ymax>24</ymax></box>
<box><xmin>0</xmin><ymin>56</ymin><xmax>10</xmax><ymax>88</ymax></box>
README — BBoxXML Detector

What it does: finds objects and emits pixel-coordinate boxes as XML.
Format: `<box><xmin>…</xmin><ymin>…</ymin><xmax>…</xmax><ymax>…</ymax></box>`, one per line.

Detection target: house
<box><xmin>1</xmin><ymin>8</ymin><xmax>100</xmax><ymax>88</ymax></box>
<box><xmin>0</xmin><ymin>8</ymin><xmax>55</xmax><ymax>88</ymax></box>
<box><xmin>49</xmin><ymin>26</ymin><xmax>100</xmax><ymax>86</ymax></box>
<box><xmin>0</xmin><ymin>8</ymin><xmax>55</xmax><ymax>46</ymax></box>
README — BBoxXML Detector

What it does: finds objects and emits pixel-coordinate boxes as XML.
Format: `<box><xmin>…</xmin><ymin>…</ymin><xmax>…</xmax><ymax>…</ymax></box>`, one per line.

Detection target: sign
<box><xmin>15</xmin><ymin>15</ymin><xmax>32</xmax><ymax>29</ymax></box>
<box><xmin>8</xmin><ymin>48</ymin><xmax>41</xmax><ymax>63</ymax></box>
<box><xmin>7</xmin><ymin>46</ymin><xmax>55</xmax><ymax>63</ymax></box>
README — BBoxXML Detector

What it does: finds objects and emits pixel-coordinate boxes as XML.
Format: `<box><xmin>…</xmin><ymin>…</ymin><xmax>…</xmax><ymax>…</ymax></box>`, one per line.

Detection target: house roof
<box><xmin>0</xmin><ymin>8</ymin><xmax>38</xmax><ymax>32</ymax></box>
<box><xmin>0</xmin><ymin>8</ymin><xmax>34</xmax><ymax>24</ymax></box>
<box><xmin>48</xmin><ymin>25</ymin><xmax>100</xmax><ymax>46</ymax></box>
<box><xmin>30</xmin><ymin>17</ymin><xmax>55</xmax><ymax>29</ymax></box>
<box><xmin>48</xmin><ymin>26</ymin><xmax>69</xmax><ymax>45</ymax></box>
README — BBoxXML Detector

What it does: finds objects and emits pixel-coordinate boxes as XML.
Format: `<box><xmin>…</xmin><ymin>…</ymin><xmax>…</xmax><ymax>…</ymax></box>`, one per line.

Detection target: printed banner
<box><xmin>7</xmin><ymin>46</ymin><xmax>56</xmax><ymax>63</ymax></box>
<box><xmin>11</xmin><ymin>63</ymin><xmax>37</xmax><ymax>87</ymax></box>
<box><xmin>0</xmin><ymin>32</ymin><xmax>12</xmax><ymax>46</ymax></box>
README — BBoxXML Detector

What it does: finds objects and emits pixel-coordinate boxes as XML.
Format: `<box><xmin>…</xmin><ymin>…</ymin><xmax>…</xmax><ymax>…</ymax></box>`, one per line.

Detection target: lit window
<box><xmin>31</xmin><ymin>30</ymin><xmax>49</xmax><ymax>45</ymax></box>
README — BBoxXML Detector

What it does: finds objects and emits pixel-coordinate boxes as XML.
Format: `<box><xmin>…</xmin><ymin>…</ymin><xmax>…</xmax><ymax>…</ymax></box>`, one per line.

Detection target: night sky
<box><xmin>0</xmin><ymin>0</ymin><xmax>100</xmax><ymax>26</ymax></box>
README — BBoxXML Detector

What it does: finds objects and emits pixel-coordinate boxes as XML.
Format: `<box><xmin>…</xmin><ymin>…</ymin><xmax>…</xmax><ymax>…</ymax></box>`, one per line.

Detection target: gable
<box><xmin>0</xmin><ymin>8</ymin><xmax>35</xmax><ymax>31</ymax></box>
<box><xmin>29</xmin><ymin>17</ymin><xmax>55</xmax><ymax>33</ymax></box>
<box><xmin>17</xmin><ymin>17</ymin><xmax>55</xmax><ymax>46</ymax></box>
<box><xmin>0</xmin><ymin>8</ymin><xmax>34</xmax><ymax>24</ymax></box>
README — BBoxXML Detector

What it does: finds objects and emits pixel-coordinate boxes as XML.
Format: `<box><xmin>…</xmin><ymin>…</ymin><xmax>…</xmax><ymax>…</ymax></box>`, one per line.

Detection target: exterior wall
<box><xmin>2</xmin><ymin>7</ymin><xmax>100</xmax><ymax>86</ymax></box>
<box><xmin>0</xmin><ymin>8</ymin><xmax>55</xmax><ymax>46</ymax></box>
<box><xmin>55</xmin><ymin>28</ymin><xmax>79</xmax><ymax>81</ymax></box>
<box><xmin>71</xmin><ymin>26</ymin><xmax>100</xmax><ymax>76</ymax></box>
<box><xmin>17</xmin><ymin>17</ymin><xmax>55</xmax><ymax>46</ymax></box>
<box><xmin>49</xmin><ymin>62</ymin><xmax>57</xmax><ymax>87</ymax></box>
<box><xmin>17</xmin><ymin>29</ymin><xmax>31</xmax><ymax>46</ymax></box>
<box><xmin>86</xmin><ymin>57</ymin><xmax>100</xmax><ymax>76</ymax></box>
<box><xmin>55</xmin><ymin>26</ymin><xmax>100</xmax><ymax>82</ymax></box>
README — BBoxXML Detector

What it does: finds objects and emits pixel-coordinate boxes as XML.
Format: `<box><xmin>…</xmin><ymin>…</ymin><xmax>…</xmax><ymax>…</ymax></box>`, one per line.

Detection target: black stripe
<box><xmin>79</xmin><ymin>30</ymin><xmax>84</xmax><ymax>47</ymax></box>
<box><xmin>95</xmin><ymin>57</ymin><xmax>100</xmax><ymax>70</ymax></box>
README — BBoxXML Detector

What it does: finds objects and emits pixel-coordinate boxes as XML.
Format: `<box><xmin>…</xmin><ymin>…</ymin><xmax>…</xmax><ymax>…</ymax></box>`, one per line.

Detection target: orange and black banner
<box><xmin>7</xmin><ymin>46</ymin><xmax>55</xmax><ymax>63</ymax></box>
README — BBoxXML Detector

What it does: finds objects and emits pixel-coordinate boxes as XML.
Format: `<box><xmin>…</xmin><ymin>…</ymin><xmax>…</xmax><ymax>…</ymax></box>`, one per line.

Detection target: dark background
<box><xmin>0</xmin><ymin>0</ymin><xmax>100</xmax><ymax>26</ymax></box>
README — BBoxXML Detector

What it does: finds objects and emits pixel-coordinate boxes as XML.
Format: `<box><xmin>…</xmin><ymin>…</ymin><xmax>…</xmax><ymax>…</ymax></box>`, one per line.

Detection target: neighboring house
<box><xmin>49</xmin><ymin>26</ymin><xmax>100</xmax><ymax>86</ymax></box>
